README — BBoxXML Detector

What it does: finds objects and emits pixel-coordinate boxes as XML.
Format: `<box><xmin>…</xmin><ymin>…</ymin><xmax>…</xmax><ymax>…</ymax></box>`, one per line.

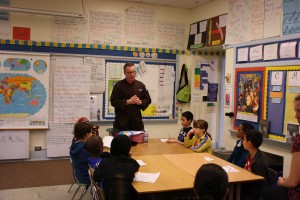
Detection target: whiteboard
<box><xmin>46</xmin><ymin>122</ymin><xmax>73</xmax><ymax>157</ymax></box>
<box><xmin>0</xmin><ymin>130</ymin><xmax>30</xmax><ymax>160</ymax></box>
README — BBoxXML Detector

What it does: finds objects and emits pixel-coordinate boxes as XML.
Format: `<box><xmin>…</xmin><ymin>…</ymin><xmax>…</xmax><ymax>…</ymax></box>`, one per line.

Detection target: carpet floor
<box><xmin>0</xmin><ymin>159</ymin><xmax>73</xmax><ymax>190</ymax></box>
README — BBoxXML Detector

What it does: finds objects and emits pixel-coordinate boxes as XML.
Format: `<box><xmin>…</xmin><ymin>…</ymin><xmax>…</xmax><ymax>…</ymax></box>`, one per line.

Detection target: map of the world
<box><xmin>0</xmin><ymin>73</ymin><xmax>47</xmax><ymax>116</ymax></box>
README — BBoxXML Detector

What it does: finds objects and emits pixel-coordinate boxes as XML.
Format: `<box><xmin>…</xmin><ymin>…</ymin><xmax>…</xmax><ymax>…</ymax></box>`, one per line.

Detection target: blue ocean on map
<box><xmin>0</xmin><ymin>73</ymin><xmax>47</xmax><ymax>116</ymax></box>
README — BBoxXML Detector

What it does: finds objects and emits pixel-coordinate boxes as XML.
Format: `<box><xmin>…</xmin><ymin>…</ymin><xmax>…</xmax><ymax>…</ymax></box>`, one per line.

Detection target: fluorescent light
<box><xmin>0</xmin><ymin>5</ymin><xmax>84</xmax><ymax>18</ymax></box>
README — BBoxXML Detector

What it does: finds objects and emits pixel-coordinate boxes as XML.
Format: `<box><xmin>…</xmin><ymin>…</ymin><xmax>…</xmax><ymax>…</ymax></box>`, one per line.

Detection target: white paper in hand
<box><xmin>102</xmin><ymin>136</ymin><xmax>114</xmax><ymax>148</ymax></box>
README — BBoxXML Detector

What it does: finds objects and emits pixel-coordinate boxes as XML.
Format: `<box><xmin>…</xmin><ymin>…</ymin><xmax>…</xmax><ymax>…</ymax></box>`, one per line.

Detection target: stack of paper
<box><xmin>133</xmin><ymin>172</ymin><xmax>160</xmax><ymax>183</ymax></box>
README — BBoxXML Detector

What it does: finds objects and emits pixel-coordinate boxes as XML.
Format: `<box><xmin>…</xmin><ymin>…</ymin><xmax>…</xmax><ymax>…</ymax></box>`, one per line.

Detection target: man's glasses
<box><xmin>125</xmin><ymin>71</ymin><xmax>136</xmax><ymax>74</ymax></box>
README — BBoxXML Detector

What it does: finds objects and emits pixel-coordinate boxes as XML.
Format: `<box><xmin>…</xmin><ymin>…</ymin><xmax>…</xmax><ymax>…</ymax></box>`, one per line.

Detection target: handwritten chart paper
<box><xmin>251</xmin><ymin>0</ymin><xmax>264</xmax><ymax>40</ymax></box>
<box><xmin>264</xmin><ymin>43</ymin><xmax>278</xmax><ymax>60</ymax></box>
<box><xmin>51</xmin><ymin>16</ymin><xmax>88</xmax><ymax>43</ymax></box>
<box><xmin>226</xmin><ymin>0</ymin><xmax>251</xmax><ymax>44</ymax></box>
<box><xmin>84</xmin><ymin>57</ymin><xmax>105</xmax><ymax>94</ymax></box>
<box><xmin>0</xmin><ymin>130</ymin><xmax>29</xmax><ymax>160</ymax></box>
<box><xmin>264</xmin><ymin>0</ymin><xmax>282</xmax><ymax>38</ymax></box>
<box><xmin>46</xmin><ymin>122</ymin><xmax>74</xmax><ymax>157</ymax></box>
<box><xmin>249</xmin><ymin>45</ymin><xmax>263</xmax><ymax>61</ymax></box>
<box><xmin>283</xmin><ymin>0</ymin><xmax>300</xmax><ymax>35</ymax></box>
<box><xmin>280</xmin><ymin>41</ymin><xmax>297</xmax><ymax>59</ymax></box>
<box><xmin>88</xmin><ymin>11</ymin><xmax>123</xmax><ymax>45</ymax></box>
<box><xmin>124</xmin><ymin>7</ymin><xmax>155</xmax><ymax>47</ymax></box>
<box><xmin>156</xmin><ymin>20</ymin><xmax>185</xmax><ymax>50</ymax></box>
<box><xmin>53</xmin><ymin>63</ymin><xmax>90</xmax><ymax>123</ymax></box>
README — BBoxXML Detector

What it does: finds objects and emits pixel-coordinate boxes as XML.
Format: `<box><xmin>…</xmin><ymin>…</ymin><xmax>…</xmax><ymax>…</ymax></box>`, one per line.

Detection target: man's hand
<box><xmin>127</xmin><ymin>95</ymin><xmax>142</xmax><ymax>105</ymax></box>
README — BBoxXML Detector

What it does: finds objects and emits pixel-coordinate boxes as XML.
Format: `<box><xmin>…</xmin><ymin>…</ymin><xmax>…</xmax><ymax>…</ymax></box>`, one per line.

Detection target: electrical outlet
<box><xmin>35</xmin><ymin>146</ymin><xmax>42</xmax><ymax>151</ymax></box>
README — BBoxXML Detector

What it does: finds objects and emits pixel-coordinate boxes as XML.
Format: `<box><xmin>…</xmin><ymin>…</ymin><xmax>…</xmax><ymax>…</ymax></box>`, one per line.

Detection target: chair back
<box><xmin>88</xmin><ymin>167</ymin><xmax>106</xmax><ymax>200</ymax></box>
<box><xmin>268</xmin><ymin>167</ymin><xmax>278</xmax><ymax>186</ymax></box>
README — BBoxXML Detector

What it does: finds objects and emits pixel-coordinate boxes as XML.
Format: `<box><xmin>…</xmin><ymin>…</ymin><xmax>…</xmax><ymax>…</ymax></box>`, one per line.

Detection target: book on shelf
<box><xmin>259</xmin><ymin>120</ymin><xmax>269</xmax><ymax>138</ymax></box>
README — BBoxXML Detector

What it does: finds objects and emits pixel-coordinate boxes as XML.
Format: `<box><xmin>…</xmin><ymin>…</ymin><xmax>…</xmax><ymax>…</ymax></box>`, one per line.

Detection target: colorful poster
<box><xmin>0</xmin><ymin>53</ymin><xmax>50</xmax><ymax>129</ymax></box>
<box><xmin>236</xmin><ymin>73</ymin><xmax>262</xmax><ymax>122</ymax></box>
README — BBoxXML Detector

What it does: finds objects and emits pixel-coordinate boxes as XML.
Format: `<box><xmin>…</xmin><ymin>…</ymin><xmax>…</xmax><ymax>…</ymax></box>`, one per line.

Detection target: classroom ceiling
<box><xmin>117</xmin><ymin>0</ymin><xmax>213</xmax><ymax>9</ymax></box>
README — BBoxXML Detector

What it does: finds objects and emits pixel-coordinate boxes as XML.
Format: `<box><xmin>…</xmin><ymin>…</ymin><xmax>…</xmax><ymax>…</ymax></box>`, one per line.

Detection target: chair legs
<box><xmin>71</xmin><ymin>185</ymin><xmax>89</xmax><ymax>200</ymax></box>
<box><xmin>68</xmin><ymin>183</ymin><xmax>74</xmax><ymax>193</ymax></box>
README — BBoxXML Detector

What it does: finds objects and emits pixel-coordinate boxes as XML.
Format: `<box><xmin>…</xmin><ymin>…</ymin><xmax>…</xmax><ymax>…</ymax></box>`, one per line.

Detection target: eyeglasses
<box><xmin>125</xmin><ymin>71</ymin><xmax>136</xmax><ymax>74</ymax></box>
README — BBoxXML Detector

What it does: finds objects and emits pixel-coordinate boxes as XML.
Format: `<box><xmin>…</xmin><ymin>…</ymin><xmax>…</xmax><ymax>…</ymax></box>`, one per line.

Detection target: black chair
<box><xmin>268</xmin><ymin>167</ymin><xmax>278</xmax><ymax>186</ymax></box>
<box><xmin>68</xmin><ymin>158</ymin><xmax>90</xmax><ymax>200</ymax></box>
<box><xmin>88</xmin><ymin>167</ymin><xmax>106</xmax><ymax>200</ymax></box>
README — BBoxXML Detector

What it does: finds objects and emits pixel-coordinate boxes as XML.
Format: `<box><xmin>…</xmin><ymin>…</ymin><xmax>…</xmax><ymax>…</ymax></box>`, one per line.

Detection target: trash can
<box><xmin>212</xmin><ymin>147</ymin><xmax>232</xmax><ymax>161</ymax></box>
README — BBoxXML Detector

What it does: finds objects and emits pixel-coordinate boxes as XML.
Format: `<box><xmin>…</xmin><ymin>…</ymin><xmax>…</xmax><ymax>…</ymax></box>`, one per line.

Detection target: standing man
<box><xmin>110</xmin><ymin>62</ymin><xmax>151</xmax><ymax>131</ymax></box>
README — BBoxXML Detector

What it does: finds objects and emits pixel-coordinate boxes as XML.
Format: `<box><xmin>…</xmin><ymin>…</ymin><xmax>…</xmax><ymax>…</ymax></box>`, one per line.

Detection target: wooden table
<box><xmin>131</xmin><ymin>139</ymin><xmax>264</xmax><ymax>200</ymax></box>
<box><xmin>130</xmin><ymin>138</ymin><xmax>193</xmax><ymax>156</ymax></box>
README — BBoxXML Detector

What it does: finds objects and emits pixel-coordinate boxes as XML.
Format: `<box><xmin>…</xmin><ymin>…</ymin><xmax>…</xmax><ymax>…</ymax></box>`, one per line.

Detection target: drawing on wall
<box><xmin>236</xmin><ymin>73</ymin><xmax>261</xmax><ymax>122</ymax></box>
<box><xmin>0</xmin><ymin>54</ymin><xmax>49</xmax><ymax>129</ymax></box>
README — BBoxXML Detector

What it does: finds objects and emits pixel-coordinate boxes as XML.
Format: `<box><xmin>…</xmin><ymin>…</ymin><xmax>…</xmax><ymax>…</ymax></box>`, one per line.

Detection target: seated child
<box><xmin>184</xmin><ymin>119</ymin><xmax>212</xmax><ymax>153</ymax></box>
<box><xmin>194</xmin><ymin>163</ymin><xmax>228</xmax><ymax>200</ymax></box>
<box><xmin>167</xmin><ymin>111</ymin><xmax>193</xmax><ymax>144</ymax></box>
<box><xmin>69</xmin><ymin>121</ymin><xmax>93</xmax><ymax>184</ymax></box>
<box><xmin>242</xmin><ymin>129</ymin><xmax>271</xmax><ymax>199</ymax></box>
<box><xmin>85</xmin><ymin>135</ymin><xmax>108</xmax><ymax>169</ymax></box>
<box><xmin>93</xmin><ymin>135</ymin><xmax>140</xmax><ymax>200</ymax></box>
<box><xmin>227</xmin><ymin>122</ymin><xmax>254</xmax><ymax>168</ymax></box>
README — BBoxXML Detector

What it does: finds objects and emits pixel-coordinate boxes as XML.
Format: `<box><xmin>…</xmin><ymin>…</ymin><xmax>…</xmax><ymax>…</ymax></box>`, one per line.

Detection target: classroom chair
<box><xmin>268</xmin><ymin>167</ymin><xmax>278</xmax><ymax>187</ymax></box>
<box><xmin>68</xmin><ymin>158</ymin><xmax>90</xmax><ymax>200</ymax></box>
<box><xmin>88</xmin><ymin>167</ymin><xmax>106</xmax><ymax>200</ymax></box>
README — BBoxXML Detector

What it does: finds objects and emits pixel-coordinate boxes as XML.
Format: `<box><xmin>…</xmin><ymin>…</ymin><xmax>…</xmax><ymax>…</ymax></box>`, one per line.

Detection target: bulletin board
<box><xmin>234</xmin><ymin>66</ymin><xmax>300</xmax><ymax>143</ymax></box>
<box><xmin>103</xmin><ymin>60</ymin><xmax>176</xmax><ymax>120</ymax></box>
<box><xmin>263</xmin><ymin>66</ymin><xmax>300</xmax><ymax>141</ymax></box>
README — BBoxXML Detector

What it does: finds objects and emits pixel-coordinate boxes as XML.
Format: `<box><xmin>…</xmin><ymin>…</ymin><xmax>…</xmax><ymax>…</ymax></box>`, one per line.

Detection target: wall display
<box><xmin>226</xmin><ymin>0</ymin><xmax>282</xmax><ymax>45</ymax></box>
<box><xmin>282</xmin><ymin>0</ymin><xmax>300</xmax><ymax>35</ymax></box>
<box><xmin>84</xmin><ymin>57</ymin><xmax>105</xmax><ymax>94</ymax></box>
<box><xmin>52</xmin><ymin>58</ymin><xmax>90</xmax><ymax>123</ymax></box>
<box><xmin>0</xmin><ymin>130</ymin><xmax>29</xmax><ymax>160</ymax></box>
<box><xmin>88</xmin><ymin>10</ymin><xmax>123</xmax><ymax>46</ymax></box>
<box><xmin>263</xmin><ymin>66</ymin><xmax>300</xmax><ymax>142</ymax></box>
<box><xmin>187</xmin><ymin>20</ymin><xmax>208</xmax><ymax>49</ymax></box>
<box><xmin>46</xmin><ymin>122</ymin><xmax>73</xmax><ymax>157</ymax></box>
<box><xmin>51</xmin><ymin>16</ymin><xmax>88</xmax><ymax>43</ymax></box>
<box><xmin>0</xmin><ymin>52</ymin><xmax>50</xmax><ymax>129</ymax></box>
<box><xmin>226</xmin><ymin>0</ymin><xmax>251</xmax><ymax>44</ymax></box>
<box><xmin>234</xmin><ymin>67</ymin><xmax>265</xmax><ymax>130</ymax></box>
<box><xmin>206</xmin><ymin>14</ymin><xmax>227</xmax><ymax>47</ymax></box>
<box><xmin>104</xmin><ymin>61</ymin><xmax>175</xmax><ymax>120</ymax></box>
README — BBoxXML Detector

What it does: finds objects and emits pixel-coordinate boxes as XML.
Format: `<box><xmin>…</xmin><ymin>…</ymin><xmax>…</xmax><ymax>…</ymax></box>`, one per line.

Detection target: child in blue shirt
<box><xmin>86</xmin><ymin>135</ymin><xmax>105</xmax><ymax>169</ymax></box>
<box><xmin>167</xmin><ymin>111</ymin><xmax>193</xmax><ymax>144</ymax></box>
<box><xmin>69</xmin><ymin>121</ymin><xmax>93</xmax><ymax>184</ymax></box>
<box><xmin>227</xmin><ymin>122</ymin><xmax>254</xmax><ymax>168</ymax></box>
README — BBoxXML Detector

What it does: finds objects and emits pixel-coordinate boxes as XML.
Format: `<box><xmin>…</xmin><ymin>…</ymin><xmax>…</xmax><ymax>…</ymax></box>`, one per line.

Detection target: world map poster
<box><xmin>0</xmin><ymin>53</ymin><xmax>49</xmax><ymax>129</ymax></box>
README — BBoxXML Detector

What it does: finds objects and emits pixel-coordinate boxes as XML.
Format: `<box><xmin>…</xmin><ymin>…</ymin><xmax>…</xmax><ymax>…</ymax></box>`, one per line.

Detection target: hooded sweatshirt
<box><xmin>70</xmin><ymin>141</ymin><xmax>90</xmax><ymax>184</ymax></box>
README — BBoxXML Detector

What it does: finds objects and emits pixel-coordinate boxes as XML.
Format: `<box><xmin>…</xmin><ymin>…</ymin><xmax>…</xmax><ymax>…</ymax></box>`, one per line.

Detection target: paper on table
<box><xmin>102</xmin><ymin>136</ymin><xmax>114</xmax><ymax>148</ymax></box>
<box><xmin>204</xmin><ymin>156</ymin><xmax>214</xmax><ymax>161</ymax></box>
<box><xmin>136</xmin><ymin>160</ymin><xmax>147</xmax><ymax>166</ymax></box>
<box><xmin>160</xmin><ymin>138</ymin><xmax>168</xmax><ymax>142</ymax></box>
<box><xmin>222</xmin><ymin>165</ymin><xmax>239</xmax><ymax>173</ymax></box>
<box><xmin>133</xmin><ymin>172</ymin><xmax>160</xmax><ymax>183</ymax></box>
